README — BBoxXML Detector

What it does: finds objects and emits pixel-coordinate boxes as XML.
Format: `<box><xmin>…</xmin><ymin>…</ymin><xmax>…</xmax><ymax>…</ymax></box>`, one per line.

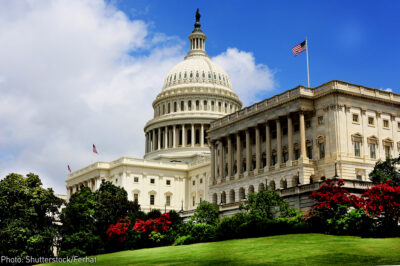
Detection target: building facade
<box><xmin>66</xmin><ymin>12</ymin><xmax>397</xmax><ymax>213</ymax></box>
<box><xmin>208</xmin><ymin>80</ymin><xmax>400</xmax><ymax>205</ymax></box>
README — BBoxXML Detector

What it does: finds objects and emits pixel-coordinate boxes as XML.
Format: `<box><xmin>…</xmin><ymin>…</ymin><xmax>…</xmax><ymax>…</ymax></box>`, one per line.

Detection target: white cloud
<box><xmin>213</xmin><ymin>48</ymin><xmax>276</xmax><ymax>106</ymax></box>
<box><xmin>0</xmin><ymin>1</ymin><xmax>276</xmax><ymax>194</ymax></box>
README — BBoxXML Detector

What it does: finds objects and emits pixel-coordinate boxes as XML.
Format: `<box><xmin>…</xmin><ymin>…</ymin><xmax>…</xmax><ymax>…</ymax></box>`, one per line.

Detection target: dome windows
<box><xmin>179</xmin><ymin>73</ymin><xmax>181</xmax><ymax>79</ymax></box>
<box><xmin>184</xmin><ymin>72</ymin><xmax>187</xmax><ymax>79</ymax></box>
<box><xmin>174</xmin><ymin>102</ymin><xmax>177</xmax><ymax>112</ymax></box>
<box><xmin>214</xmin><ymin>73</ymin><xmax>216</xmax><ymax>79</ymax></box>
<box><xmin>196</xmin><ymin>72</ymin><xmax>199</xmax><ymax>78</ymax></box>
<box><xmin>208</xmin><ymin>73</ymin><xmax>211</xmax><ymax>79</ymax></box>
<box><xmin>174</xmin><ymin>74</ymin><xmax>176</xmax><ymax>81</ymax></box>
<box><xmin>181</xmin><ymin>101</ymin><xmax>184</xmax><ymax>111</ymax></box>
<box><xmin>190</xmin><ymin>72</ymin><xmax>193</xmax><ymax>78</ymax></box>
<box><xmin>202</xmin><ymin>72</ymin><xmax>205</xmax><ymax>78</ymax></box>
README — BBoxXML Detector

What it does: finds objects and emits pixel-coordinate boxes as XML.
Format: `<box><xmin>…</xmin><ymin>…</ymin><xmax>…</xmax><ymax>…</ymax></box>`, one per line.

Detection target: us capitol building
<box><xmin>66</xmin><ymin>11</ymin><xmax>400</xmax><ymax>213</ymax></box>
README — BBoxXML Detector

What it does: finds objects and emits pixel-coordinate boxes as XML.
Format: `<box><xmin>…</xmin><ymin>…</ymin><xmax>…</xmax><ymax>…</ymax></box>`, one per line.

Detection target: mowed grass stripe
<box><xmin>47</xmin><ymin>234</ymin><xmax>400</xmax><ymax>265</ymax></box>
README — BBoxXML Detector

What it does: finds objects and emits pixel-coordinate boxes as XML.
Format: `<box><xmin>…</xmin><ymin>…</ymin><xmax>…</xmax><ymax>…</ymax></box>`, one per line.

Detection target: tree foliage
<box><xmin>191</xmin><ymin>201</ymin><xmax>219</xmax><ymax>226</ymax></box>
<box><xmin>0</xmin><ymin>173</ymin><xmax>63</xmax><ymax>258</ymax></box>
<box><xmin>369</xmin><ymin>157</ymin><xmax>400</xmax><ymax>186</ymax></box>
<box><xmin>240</xmin><ymin>189</ymin><xmax>297</xmax><ymax>220</ymax></box>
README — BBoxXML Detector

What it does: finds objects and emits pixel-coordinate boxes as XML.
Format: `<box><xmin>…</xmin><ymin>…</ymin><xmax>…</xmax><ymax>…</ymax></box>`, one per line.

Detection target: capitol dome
<box><xmin>143</xmin><ymin>9</ymin><xmax>242</xmax><ymax>162</ymax></box>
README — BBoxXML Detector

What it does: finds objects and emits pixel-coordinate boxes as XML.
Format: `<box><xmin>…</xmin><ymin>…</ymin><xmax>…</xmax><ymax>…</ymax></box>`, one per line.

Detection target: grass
<box><xmin>49</xmin><ymin>234</ymin><xmax>400</xmax><ymax>265</ymax></box>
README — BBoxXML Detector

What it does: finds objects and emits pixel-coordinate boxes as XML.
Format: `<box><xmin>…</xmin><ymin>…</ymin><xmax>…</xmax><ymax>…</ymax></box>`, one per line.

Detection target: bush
<box><xmin>334</xmin><ymin>208</ymin><xmax>374</xmax><ymax>236</ymax></box>
<box><xmin>216</xmin><ymin>212</ymin><xmax>252</xmax><ymax>240</ymax></box>
<box><xmin>173</xmin><ymin>235</ymin><xmax>194</xmax><ymax>246</ymax></box>
<box><xmin>190</xmin><ymin>223</ymin><xmax>216</xmax><ymax>243</ymax></box>
<box><xmin>191</xmin><ymin>201</ymin><xmax>219</xmax><ymax>226</ymax></box>
<box><xmin>147</xmin><ymin>209</ymin><xmax>162</xmax><ymax>220</ymax></box>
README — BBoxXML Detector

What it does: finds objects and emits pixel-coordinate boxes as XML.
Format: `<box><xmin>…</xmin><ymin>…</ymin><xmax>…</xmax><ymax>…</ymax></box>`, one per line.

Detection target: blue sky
<box><xmin>0</xmin><ymin>0</ymin><xmax>399</xmax><ymax>193</ymax></box>
<box><xmin>116</xmin><ymin>0</ymin><xmax>400</xmax><ymax>97</ymax></box>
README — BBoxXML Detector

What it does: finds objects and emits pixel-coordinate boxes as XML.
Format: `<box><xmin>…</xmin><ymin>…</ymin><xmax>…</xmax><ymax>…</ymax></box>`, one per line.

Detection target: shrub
<box><xmin>147</xmin><ymin>209</ymin><xmax>162</xmax><ymax>220</ymax></box>
<box><xmin>191</xmin><ymin>201</ymin><xmax>219</xmax><ymax>226</ymax></box>
<box><xmin>173</xmin><ymin>235</ymin><xmax>194</xmax><ymax>246</ymax></box>
<box><xmin>216</xmin><ymin>212</ymin><xmax>252</xmax><ymax>240</ymax></box>
<box><xmin>334</xmin><ymin>208</ymin><xmax>374</xmax><ymax>236</ymax></box>
<box><xmin>190</xmin><ymin>223</ymin><xmax>216</xmax><ymax>243</ymax></box>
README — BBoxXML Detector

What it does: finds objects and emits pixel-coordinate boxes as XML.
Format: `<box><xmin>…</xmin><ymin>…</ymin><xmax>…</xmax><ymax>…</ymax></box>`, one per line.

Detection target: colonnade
<box><xmin>210</xmin><ymin>112</ymin><xmax>308</xmax><ymax>181</ymax></box>
<box><xmin>145</xmin><ymin>123</ymin><xmax>210</xmax><ymax>153</ymax></box>
<box><xmin>68</xmin><ymin>177</ymin><xmax>97</xmax><ymax>196</ymax></box>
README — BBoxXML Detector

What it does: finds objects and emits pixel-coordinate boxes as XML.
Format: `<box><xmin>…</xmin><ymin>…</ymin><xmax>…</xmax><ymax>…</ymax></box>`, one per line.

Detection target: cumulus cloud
<box><xmin>0</xmin><ymin>1</ymin><xmax>276</xmax><ymax>194</ymax></box>
<box><xmin>213</xmin><ymin>48</ymin><xmax>276</xmax><ymax>105</ymax></box>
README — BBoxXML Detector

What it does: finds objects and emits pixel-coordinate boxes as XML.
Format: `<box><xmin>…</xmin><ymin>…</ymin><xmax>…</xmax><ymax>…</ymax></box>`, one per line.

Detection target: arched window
<box><xmin>179</xmin><ymin>73</ymin><xmax>181</xmax><ymax>79</ymax></box>
<box><xmin>258</xmin><ymin>183</ymin><xmax>265</xmax><ymax>192</ymax></box>
<box><xmin>167</xmin><ymin>103</ymin><xmax>170</xmax><ymax>113</ymax></box>
<box><xmin>174</xmin><ymin>74</ymin><xmax>176</xmax><ymax>80</ymax></box>
<box><xmin>196</xmin><ymin>72</ymin><xmax>199</xmax><ymax>78</ymax></box>
<box><xmin>203</xmin><ymin>100</ymin><xmax>207</xmax><ymax>110</ymax></box>
<box><xmin>196</xmin><ymin>100</ymin><xmax>200</xmax><ymax>110</ymax></box>
<box><xmin>211</xmin><ymin>101</ymin><xmax>215</xmax><ymax>111</ymax></box>
<box><xmin>174</xmin><ymin>102</ymin><xmax>177</xmax><ymax>112</ymax></box>
<box><xmin>214</xmin><ymin>73</ymin><xmax>216</xmax><ymax>79</ymax></box>
<box><xmin>280</xmin><ymin>178</ymin><xmax>287</xmax><ymax>189</ymax></box>
<box><xmin>229</xmin><ymin>189</ymin><xmax>235</xmax><ymax>203</ymax></box>
<box><xmin>221</xmin><ymin>191</ymin><xmax>226</xmax><ymax>204</ymax></box>
<box><xmin>202</xmin><ymin>72</ymin><xmax>205</xmax><ymax>78</ymax></box>
<box><xmin>190</xmin><ymin>72</ymin><xmax>193</xmax><ymax>78</ymax></box>
<box><xmin>162</xmin><ymin>105</ymin><xmax>165</xmax><ymax>115</ymax></box>
<box><xmin>239</xmin><ymin>187</ymin><xmax>245</xmax><ymax>200</ymax></box>
<box><xmin>184</xmin><ymin>72</ymin><xmax>187</xmax><ymax>78</ymax></box>
<box><xmin>187</xmin><ymin>129</ymin><xmax>192</xmax><ymax>145</ymax></box>
<box><xmin>188</xmin><ymin>101</ymin><xmax>192</xmax><ymax>111</ymax></box>
<box><xmin>212</xmin><ymin>193</ymin><xmax>217</xmax><ymax>204</ymax></box>
<box><xmin>248</xmin><ymin>185</ymin><xmax>255</xmax><ymax>194</ymax></box>
<box><xmin>269</xmin><ymin>181</ymin><xmax>276</xmax><ymax>190</ymax></box>
<box><xmin>181</xmin><ymin>101</ymin><xmax>184</xmax><ymax>111</ymax></box>
<box><xmin>208</xmin><ymin>73</ymin><xmax>211</xmax><ymax>79</ymax></box>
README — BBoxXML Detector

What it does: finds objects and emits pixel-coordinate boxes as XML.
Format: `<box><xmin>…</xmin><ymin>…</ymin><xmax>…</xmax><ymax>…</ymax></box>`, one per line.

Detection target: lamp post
<box><xmin>333</xmin><ymin>162</ymin><xmax>339</xmax><ymax>180</ymax></box>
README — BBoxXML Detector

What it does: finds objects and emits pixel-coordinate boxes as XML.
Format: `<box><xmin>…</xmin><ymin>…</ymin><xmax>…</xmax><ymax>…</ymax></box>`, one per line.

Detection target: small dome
<box><xmin>162</xmin><ymin>55</ymin><xmax>232</xmax><ymax>91</ymax></box>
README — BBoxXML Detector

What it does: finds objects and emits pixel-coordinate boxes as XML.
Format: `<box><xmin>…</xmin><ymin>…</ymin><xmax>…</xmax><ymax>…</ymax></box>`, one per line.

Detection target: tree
<box><xmin>191</xmin><ymin>201</ymin><xmax>219</xmax><ymax>226</ymax></box>
<box><xmin>240</xmin><ymin>189</ymin><xmax>296</xmax><ymax>220</ymax></box>
<box><xmin>369</xmin><ymin>157</ymin><xmax>400</xmax><ymax>186</ymax></box>
<box><xmin>59</xmin><ymin>186</ymin><xmax>101</xmax><ymax>257</ymax></box>
<box><xmin>0</xmin><ymin>173</ymin><xmax>63</xmax><ymax>258</ymax></box>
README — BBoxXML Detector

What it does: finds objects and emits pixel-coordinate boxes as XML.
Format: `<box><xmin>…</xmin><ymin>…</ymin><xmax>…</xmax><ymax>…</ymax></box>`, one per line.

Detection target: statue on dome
<box><xmin>195</xmin><ymin>8</ymin><xmax>201</xmax><ymax>22</ymax></box>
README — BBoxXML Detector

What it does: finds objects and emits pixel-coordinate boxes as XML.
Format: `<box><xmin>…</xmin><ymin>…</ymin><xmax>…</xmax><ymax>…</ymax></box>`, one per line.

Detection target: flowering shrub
<box><xmin>133</xmin><ymin>213</ymin><xmax>172</xmax><ymax>233</ymax></box>
<box><xmin>362</xmin><ymin>180</ymin><xmax>400</xmax><ymax>234</ymax></box>
<box><xmin>106</xmin><ymin>217</ymin><xmax>132</xmax><ymax>243</ymax></box>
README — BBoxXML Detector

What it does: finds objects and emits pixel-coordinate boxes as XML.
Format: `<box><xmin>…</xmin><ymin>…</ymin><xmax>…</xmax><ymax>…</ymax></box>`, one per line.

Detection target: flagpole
<box><xmin>306</xmin><ymin>36</ymin><xmax>310</xmax><ymax>88</ymax></box>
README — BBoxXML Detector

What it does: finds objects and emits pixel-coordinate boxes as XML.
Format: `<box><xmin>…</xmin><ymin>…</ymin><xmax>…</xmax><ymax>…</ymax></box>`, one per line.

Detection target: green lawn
<box><xmin>49</xmin><ymin>234</ymin><xmax>400</xmax><ymax>265</ymax></box>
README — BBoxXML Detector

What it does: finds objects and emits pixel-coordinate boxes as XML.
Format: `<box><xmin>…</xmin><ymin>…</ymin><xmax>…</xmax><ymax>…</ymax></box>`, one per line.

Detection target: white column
<box><xmin>219</xmin><ymin>141</ymin><xmax>223</xmax><ymax>178</ymax></box>
<box><xmin>300</xmin><ymin>112</ymin><xmax>307</xmax><ymax>159</ymax></box>
<box><xmin>164</xmin><ymin>126</ymin><xmax>168</xmax><ymax>149</ymax></box>
<box><xmin>182</xmin><ymin>124</ymin><xmax>186</xmax><ymax>147</ymax></box>
<box><xmin>201</xmin><ymin>124</ymin><xmax>204</xmax><ymax>147</ymax></box>
<box><xmin>191</xmin><ymin>124</ymin><xmax>195</xmax><ymax>147</ymax></box>
<box><xmin>173</xmin><ymin>125</ymin><xmax>176</xmax><ymax>148</ymax></box>
<box><xmin>152</xmin><ymin>130</ymin><xmax>155</xmax><ymax>152</ymax></box>
<box><xmin>211</xmin><ymin>142</ymin><xmax>215</xmax><ymax>181</ymax></box>
<box><xmin>157</xmin><ymin>128</ymin><xmax>161</xmax><ymax>150</ymax></box>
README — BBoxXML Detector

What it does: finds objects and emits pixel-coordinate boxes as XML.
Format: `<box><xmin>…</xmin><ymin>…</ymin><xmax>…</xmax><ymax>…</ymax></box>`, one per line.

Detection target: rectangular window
<box><xmin>353</xmin><ymin>114</ymin><xmax>359</xmax><ymax>123</ymax></box>
<box><xmin>369</xmin><ymin>143</ymin><xmax>376</xmax><ymax>159</ymax></box>
<box><xmin>307</xmin><ymin>146</ymin><xmax>313</xmax><ymax>159</ymax></box>
<box><xmin>385</xmin><ymin>145</ymin><xmax>391</xmax><ymax>159</ymax></box>
<box><xmin>319</xmin><ymin>143</ymin><xmax>325</xmax><ymax>159</ymax></box>
<box><xmin>134</xmin><ymin>177</ymin><xmax>139</xmax><ymax>183</ymax></box>
<box><xmin>383</xmin><ymin>119</ymin><xmax>389</xmax><ymax>128</ymax></box>
<box><xmin>192</xmin><ymin>196</ymin><xmax>195</xmax><ymax>206</ymax></box>
<box><xmin>192</xmin><ymin>180</ymin><xmax>195</xmax><ymax>186</ymax></box>
<box><xmin>354</xmin><ymin>141</ymin><xmax>361</xmax><ymax>157</ymax></box>
<box><xmin>134</xmin><ymin>193</ymin><xmax>139</xmax><ymax>203</ymax></box>
<box><xmin>318</xmin><ymin>116</ymin><xmax>324</xmax><ymax>125</ymax></box>
<box><xmin>200</xmin><ymin>178</ymin><xmax>203</xmax><ymax>184</ymax></box>
<box><xmin>398</xmin><ymin>122</ymin><xmax>400</xmax><ymax>131</ymax></box>
<box><xmin>166</xmin><ymin>180</ymin><xmax>171</xmax><ymax>185</ymax></box>
<box><xmin>368</xmin><ymin>117</ymin><xmax>374</xmax><ymax>126</ymax></box>
<box><xmin>150</xmin><ymin>195</ymin><xmax>155</xmax><ymax>205</ymax></box>
<box><xmin>150</xmin><ymin>178</ymin><xmax>155</xmax><ymax>184</ymax></box>
<box><xmin>166</xmin><ymin>195</ymin><xmax>171</xmax><ymax>206</ymax></box>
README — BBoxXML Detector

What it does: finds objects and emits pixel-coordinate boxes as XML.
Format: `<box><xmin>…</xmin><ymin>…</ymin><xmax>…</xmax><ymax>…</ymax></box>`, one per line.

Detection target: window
<box><xmin>295</xmin><ymin>149</ymin><xmax>300</xmax><ymax>160</ymax></box>
<box><xmin>369</xmin><ymin>143</ymin><xmax>376</xmax><ymax>159</ymax></box>
<box><xmin>192</xmin><ymin>180</ymin><xmax>195</xmax><ymax>186</ymax></box>
<box><xmin>196</xmin><ymin>100</ymin><xmax>200</xmax><ymax>110</ymax></box>
<box><xmin>354</xmin><ymin>141</ymin><xmax>361</xmax><ymax>157</ymax></box>
<box><xmin>188</xmin><ymin>101</ymin><xmax>192</xmax><ymax>111</ymax></box>
<box><xmin>150</xmin><ymin>178</ymin><xmax>155</xmax><ymax>184</ymax></box>
<box><xmin>368</xmin><ymin>116</ymin><xmax>374</xmax><ymax>126</ymax></box>
<box><xmin>167</xmin><ymin>103</ymin><xmax>170</xmax><ymax>113</ymax></box>
<box><xmin>134</xmin><ymin>193</ymin><xmax>139</xmax><ymax>203</ymax></box>
<box><xmin>385</xmin><ymin>145</ymin><xmax>391</xmax><ymax>159</ymax></box>
<box><xmin>134</xmin><ymin>177</ymin><xmax>139</xmax><ymax>183</ymax></box>
<box><xmin>294</xmin><ymin>124</ymin><xmax>299</xmax><ymax>132</ymax></box>
<box><xmin>318</xmin><ymin>116</ymin><xmax>324</xmax><ymax>125</ymax></box>
<box><xmin>150</xmin><ymin>195</ymin><xmax>155</xmax><ymax>205</ymax></box>
<box><xmin>203</xmin><ymin>100</ymin><xmax>207</xmax><ymax>110</ymax></box>
<box><xmin>181</xmin><ymin>101</ymin><xmax>184</xmax><ymax>111</ymax></box>
<box><xmin>283</xmin><ymin>151</ymin><xmax>288</xmax><ymax>162</ymax></box>
<box><xmin>383</xmin><ymin>119</ymin><xmax>389</xmax><ymax>128</ymax></box>
<box><xmin>319</xmin><ymin>143</ymin><xmax>325</xmax><ymax>159</ymax></box>
<box><xmin>306</xmin><ymin>120</ymin><xmax>311</xmax><ymax>128</ymax></box>
<box><xmin>200</xmin><ymin>178</ymin><xmax>203</xmax><ymax>184</ymax></box>
<box><xmin>166</xmin><ymin>195</ymin><xmax>171</xmax><ymax>206</ymax></box>
<box><xmin>356</xmin><ymin>174</ymin><xmax>362</xmax><ymax>180</ymax></box>
<box><xmin>353</xmin><ymin>114</ymin><xmax>359</xmax><ymax>123</ymax></box>
<box><xmin>398</xmin><ymin>122</ymin><xmax>400</xmax><ymax>130</ymax></box>
<box><xmin>174</xmin><ymin>102</ymin><xmax>177</xmax><ymax>112</ymax></box>
<box><xmin>166</xmin><ymin>180</ymin><xmax>171</xmax><ymax>185</ymax></box>
<box><xmin>116</xmin><ymin>178</ymin><xmax>118</xmax><ymax>184</ymax></box>
<box><xmin>192</xmin><ymin>196</ymin><xmax>195</xmax><ymax>206</ymax></box>
<box><xmin>307</xmin><ymin>146</ymin><xmax>313</xmax><ymax>159</ymax></box>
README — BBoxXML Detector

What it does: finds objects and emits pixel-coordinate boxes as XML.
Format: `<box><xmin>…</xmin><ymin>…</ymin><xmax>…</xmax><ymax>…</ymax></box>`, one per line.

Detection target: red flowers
<box><xmin>106</xmin><ymin>216</ymin><xmax>132</xmax><ymax>243</ymax></box>
<box><xmin>133</xmin><ymin>213</ymin><xmax>172</xmax><ymax>233</ymax></box>
<box><xmin>107</xmin><ymin>213</ymin><xmax>172</xmax><ymax>243</ymax></box>
<box><xmin>310</xmin><ymin>179</ymin><xmax>361</xmax><ymax>211</ymax></box>
<box><xmin>362</xmin><ymin>180</ymin><xmax>400</xmax><ymax>217</ymax></box>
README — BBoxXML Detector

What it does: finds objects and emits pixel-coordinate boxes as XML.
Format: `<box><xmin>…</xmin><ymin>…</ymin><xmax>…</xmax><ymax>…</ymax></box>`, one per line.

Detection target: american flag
<box><xmin>93</xmin><ymin>144</ymin><xmax>98</xmax><ymax>154</ymax></box>
<box><xmin>292</xmin><ymin>40</ymin><xmax>307</xmax><ymax>56</ymax></box>
<box><xmin>67</xmin><ymin>165</ymin><xmax>71</xmax><ymax>173</ymax></box>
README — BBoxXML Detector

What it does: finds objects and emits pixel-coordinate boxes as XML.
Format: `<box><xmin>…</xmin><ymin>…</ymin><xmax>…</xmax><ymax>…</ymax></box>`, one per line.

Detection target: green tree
<box><xmin>59</xmin><ymin>186</ymin><xmax>101</xmax><ymax>256</ymax></box>
<box><xmin>240</xmin><ymin>189</ymin><xmax>296</xmax><ymax>220</ymax></box>
<box><xmin>369</xmin><ymin>157</ymin><xmax>400</xmax><ymax>186</ymax></box>
<box><xmin>0</xmin><ymin>173</ymin><xmax>63</xmax><ymax>258</ymax></box>
<box><xmin>191</xmin><ymin>201</ymin><xmax>219</xmax><ymax>226</ymax></box>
